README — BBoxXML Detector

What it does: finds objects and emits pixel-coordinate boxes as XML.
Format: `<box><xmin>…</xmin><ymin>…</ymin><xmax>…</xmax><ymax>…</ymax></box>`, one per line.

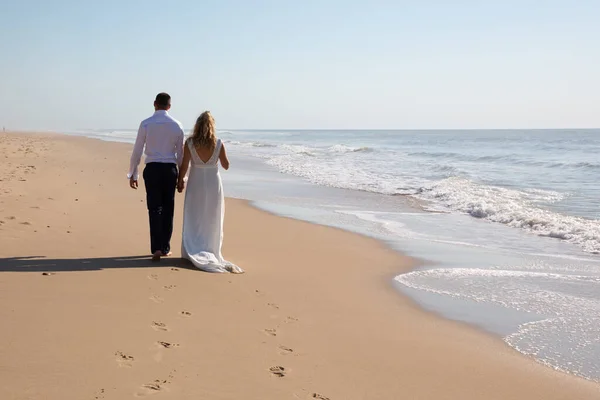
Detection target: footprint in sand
<box><xmin>151</xmin><ymin>322</ymin><xmax>168</xmax><ymax>331</ymax></box>
<box><xmin>157</xmin><ymin>341</ymin><xmax>179</xmax><ymax>349</ymax></box>
<box><xmin>94</xmin><ymin>388</ymin><xmax>105</xmax><ymax>399</ymax></box>
<box><xmin>284</xmin><ymin>316</ymin><xmax>299</xmax><ymax>324</ymax></box>
<box><xmin>264</xmin><ymin>328</ymin><xmax>277</xmax><ymax>337</ymax></box>
<box><xmin>278</xmin><ymin>346</ymin><xmax>294</xmax><ymax>355</ymax></box>
<box><xmin>180</xmin><ymin>311</ymin><xmax>192</xmax><ymax>317</ymax></box>
<box><xmin>170</xmin><ymin>268</ymin><xmax>179</xmax><ymax>272</ymax></box>
<box><xmin>269</xmin><ymin>365</ymin><xmax>287</xmax><ymax>377</ymax></box>
<box><xmin>115</xmin><ymin>351</ymin><xmax>134</xmax><ymax>368</ymax></box>
<box><xmin>294</xmin><ymin>393</ymin><xmax>330</xmax><ymax>400</ymax></box>
<box><xmin>163</xmin><ymin>285</ymin><xmax>176</xmax><ymax>291</ymax></box>
<box><xmin>147</xmin><ymin>274</ymin><xmax>159</xmax><ymax>280</ymax></box>
<box><xmin>149</xmin><ymin>295</ymin><xmax>164</xmax><ymax>304</ymax></box>
<box><xmin>268</xmin><ymin>303</ymin><xmax>280</xmax><ymax>309</ymax></box>
<box><xmin>135</xmin><ymin>380</ymin><xmax>168</xmax><ymax>397</ymax></box>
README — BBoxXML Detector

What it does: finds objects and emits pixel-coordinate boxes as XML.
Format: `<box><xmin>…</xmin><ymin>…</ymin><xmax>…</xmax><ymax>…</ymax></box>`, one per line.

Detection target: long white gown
<box><xmin>181</xmin><ymin>138</ymin><xmax>243</xmax><ymax>273</ymax></box>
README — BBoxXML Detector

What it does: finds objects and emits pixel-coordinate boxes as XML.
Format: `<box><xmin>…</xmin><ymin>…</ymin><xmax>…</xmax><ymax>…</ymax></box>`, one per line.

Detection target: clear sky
<box><xmin>0</xmin><ymin>0</ymin><xmax>598</xmax><ymax>130</ymax></box>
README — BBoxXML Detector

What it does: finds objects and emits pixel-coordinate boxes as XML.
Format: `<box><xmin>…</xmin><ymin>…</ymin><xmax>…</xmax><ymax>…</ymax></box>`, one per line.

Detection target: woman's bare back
<box><xmin>188</xmin><ymin>140</ymin><xmax>229</xmax><ymax>169</ymax></box>
<box><xmin>193</xmin><ymin>144</ymin><xmax>216</xmax><ymax>164</ymax></box>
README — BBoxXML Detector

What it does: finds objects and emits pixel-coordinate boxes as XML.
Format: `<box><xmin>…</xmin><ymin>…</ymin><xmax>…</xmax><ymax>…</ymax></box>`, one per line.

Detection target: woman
<box><xmin>177</xmin><ymin>111</ymin><xmax>243</xmax><ymax>273</ymax></box>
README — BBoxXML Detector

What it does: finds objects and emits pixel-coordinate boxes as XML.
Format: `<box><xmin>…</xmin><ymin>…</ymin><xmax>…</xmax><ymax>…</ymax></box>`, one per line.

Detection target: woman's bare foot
<box><xmin>152</xmin><ymin>251</ymin><xmax>162</xmax><ymax>262</ymax></box>
<box><xmin>162</xmin><ymin>251</ymin><xmax>173</xmax><ymax>257</ymax></box>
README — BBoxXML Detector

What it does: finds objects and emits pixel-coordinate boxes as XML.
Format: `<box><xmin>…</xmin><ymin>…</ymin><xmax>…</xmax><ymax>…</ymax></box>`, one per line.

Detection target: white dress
<box><xmin>181</xmin><ymin>138</ymin><xmax>243</xmax><ymax>273</ymax></box>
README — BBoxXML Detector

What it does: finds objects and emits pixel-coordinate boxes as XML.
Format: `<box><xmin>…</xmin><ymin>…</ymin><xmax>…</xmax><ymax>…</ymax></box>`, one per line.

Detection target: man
<box><xmin>128</xmin><ymin>93</ymin><xmax>185</xmax><ymax>261</ymax></box>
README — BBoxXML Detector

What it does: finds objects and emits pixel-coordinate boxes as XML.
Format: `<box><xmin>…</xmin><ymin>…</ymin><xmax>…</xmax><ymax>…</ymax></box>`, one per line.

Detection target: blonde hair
<box><xmin>190</xmin><ymin>111</ymin><xmax>217</xmax><ymax>148</ymax></box>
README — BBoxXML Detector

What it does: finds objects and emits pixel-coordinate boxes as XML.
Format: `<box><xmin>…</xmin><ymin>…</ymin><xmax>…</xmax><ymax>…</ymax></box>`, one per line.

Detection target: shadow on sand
<box><xmin>0</xmin><ymin>255</ymin><xmax>196</xmax><ymax>273</ymax></box>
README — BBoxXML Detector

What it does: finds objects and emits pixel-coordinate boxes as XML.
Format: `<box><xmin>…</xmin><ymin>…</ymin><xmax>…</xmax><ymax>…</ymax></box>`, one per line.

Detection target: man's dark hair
<box><xmin>155</xmin><ymin>92</ymin><xmax>171</xmax><ymax>108</ymax></box>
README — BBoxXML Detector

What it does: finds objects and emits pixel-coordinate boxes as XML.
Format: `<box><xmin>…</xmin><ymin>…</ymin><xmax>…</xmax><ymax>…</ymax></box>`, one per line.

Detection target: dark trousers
<box><xmin>143</xmin><ymin>162</ymin><xmax>178</xmax><ymax>254</ymax></box>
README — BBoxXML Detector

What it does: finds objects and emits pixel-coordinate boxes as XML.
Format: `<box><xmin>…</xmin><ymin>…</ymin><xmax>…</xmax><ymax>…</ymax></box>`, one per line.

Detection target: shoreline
<box><xmin>1</xmin><ymin>131</ymin><xmax>598</xmax><ymax>399</ymax></box>
<box><xmin>249</xmin><ymin>198</ymin><xmax>600</xmax><ymax>385</ymax></box>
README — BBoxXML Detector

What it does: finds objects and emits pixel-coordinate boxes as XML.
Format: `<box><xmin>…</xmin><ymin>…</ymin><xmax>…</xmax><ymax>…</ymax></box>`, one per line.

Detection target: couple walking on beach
<box><xmin>127</xmin><ymin>93</ymin><xmax>243</xmax><ymax>274</ymax></box>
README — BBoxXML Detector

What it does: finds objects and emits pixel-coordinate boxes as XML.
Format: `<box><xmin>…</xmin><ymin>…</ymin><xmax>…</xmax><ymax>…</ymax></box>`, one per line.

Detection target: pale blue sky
<box><xmin>0</xmin><ymin>0</ymin><xmax>598</xmax><ymax>130</ymax></box>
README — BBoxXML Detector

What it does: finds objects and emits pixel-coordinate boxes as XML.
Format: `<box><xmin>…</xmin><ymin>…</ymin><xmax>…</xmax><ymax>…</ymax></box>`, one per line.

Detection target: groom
<box><xmin>128</xmin><ymin>92</ymin><xmax>185</xmax><ymax>261</ymax></box>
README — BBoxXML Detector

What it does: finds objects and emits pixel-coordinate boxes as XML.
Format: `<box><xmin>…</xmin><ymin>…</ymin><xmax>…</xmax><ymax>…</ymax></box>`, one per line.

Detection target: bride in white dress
<box><xmin>177</xmin><ymin>111</ymin><xmax>243</xmax><ymax>273</ymax></box>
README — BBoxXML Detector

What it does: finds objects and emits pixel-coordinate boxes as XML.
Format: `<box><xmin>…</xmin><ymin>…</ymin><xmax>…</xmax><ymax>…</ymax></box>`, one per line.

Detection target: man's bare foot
<box><xmin>152</xmin><ymin>251</ymin><xmax>162</xmax><ymax>262</ymax></box>
<box><xmin>162</xmin><ymin>251</ymin><xmax>173</xmax><ymax>257</ymax></box>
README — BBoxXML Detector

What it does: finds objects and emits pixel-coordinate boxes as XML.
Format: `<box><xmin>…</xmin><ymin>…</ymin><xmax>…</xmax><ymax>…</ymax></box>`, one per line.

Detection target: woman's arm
<box><xmin>219</xmin><ymin>143</ymin><xmax>230</xmax><ymax>170</ymax></box>
<box><xmin>177</xmin><ymin>143</ymin><xmax>191</xmax><ymax>192</ymax></box>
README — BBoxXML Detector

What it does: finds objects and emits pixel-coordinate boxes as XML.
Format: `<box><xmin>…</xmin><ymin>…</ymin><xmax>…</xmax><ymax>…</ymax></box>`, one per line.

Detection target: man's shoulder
<box><xmin>139</xmin><ymin>113</ymin><xmax>183</xmax><ymax>133</ymax></box>
<box><xmin>165</xmin><ymin>115</ymin><xmax>184</xmax><ymax>133</ymax></box>
<box><xmin>140</xmin><ymin>114</ymin><xmax>157</xmax><ymax>127</ymax></box>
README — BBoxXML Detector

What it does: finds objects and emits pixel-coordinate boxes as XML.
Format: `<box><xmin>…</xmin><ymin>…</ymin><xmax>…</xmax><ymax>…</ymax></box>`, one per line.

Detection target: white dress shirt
<box><xmin>128</xmin><ymin>110</ymin><xmax>185</xmax><ymax>180</ymax></box>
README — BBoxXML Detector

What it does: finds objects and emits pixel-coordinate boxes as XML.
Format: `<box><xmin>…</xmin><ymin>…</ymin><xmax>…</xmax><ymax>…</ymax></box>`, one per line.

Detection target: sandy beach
<box><xmin>0</xmin><ymin>131</ymin><xmax>598</xmax><ymax>399</ymax></box>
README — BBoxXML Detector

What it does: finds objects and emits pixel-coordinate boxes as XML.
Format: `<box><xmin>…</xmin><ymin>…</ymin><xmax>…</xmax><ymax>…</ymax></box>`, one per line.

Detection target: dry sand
<box><xmin>0</xmin><ymin>131</ymin><xmax>598</xmax><ymax>399</ymax></box>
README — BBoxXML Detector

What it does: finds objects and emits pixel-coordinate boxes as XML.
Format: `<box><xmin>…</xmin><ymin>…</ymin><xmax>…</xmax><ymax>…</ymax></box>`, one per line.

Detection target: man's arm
<box><xmin>128</xmin><ymin>122</ymin><xmax>147</xmax><ymax>188</ymax></box>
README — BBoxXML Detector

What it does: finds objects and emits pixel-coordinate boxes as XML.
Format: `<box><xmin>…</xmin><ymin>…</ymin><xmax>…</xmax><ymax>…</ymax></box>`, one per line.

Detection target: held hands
<box><xmin>129</xmin><ymin>176</ymin><xmax>184</xmax><ymax>192</ymax></box>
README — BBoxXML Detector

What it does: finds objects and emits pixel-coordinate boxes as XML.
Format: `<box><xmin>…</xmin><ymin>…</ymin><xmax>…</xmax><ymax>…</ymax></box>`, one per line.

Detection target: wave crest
<box><xmin>327</xmin><ymin>144</ymin><xmax>373</xmax><ymax>153</ymax></box>
<box><xmin>417</xmin><ymin>177</ymin><xmax>600</xmax><ymax>253</ymax></box>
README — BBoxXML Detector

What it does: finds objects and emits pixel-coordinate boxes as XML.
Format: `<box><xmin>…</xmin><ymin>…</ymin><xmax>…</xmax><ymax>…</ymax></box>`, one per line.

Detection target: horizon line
<box><xmin>7</xmin><ymin>127</ymin><xmax>600</xmax><ymax>133</ymax></box>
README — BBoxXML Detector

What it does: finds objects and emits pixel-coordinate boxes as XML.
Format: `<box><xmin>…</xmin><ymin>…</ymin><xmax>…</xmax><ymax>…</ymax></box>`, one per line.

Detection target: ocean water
<box><xmin>69</xmin><ymin>128</ymin><xmax>600</xmax><ymax>382</ymax></box>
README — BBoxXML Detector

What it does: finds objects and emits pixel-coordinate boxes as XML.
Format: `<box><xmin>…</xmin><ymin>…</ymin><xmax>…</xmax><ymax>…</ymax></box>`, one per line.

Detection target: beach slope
<box><xmin>0</xmin><ymin>132</ymin><xmax>598</xmax><ymax>399</ymax></box>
